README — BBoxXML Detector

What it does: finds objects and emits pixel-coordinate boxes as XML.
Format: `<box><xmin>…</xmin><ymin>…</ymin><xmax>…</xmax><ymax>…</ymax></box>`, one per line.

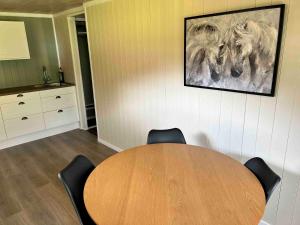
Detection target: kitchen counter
<box><xmin>0</xmin><ymin>83</ymin><xmax>75</xmax><ymax>96</ymax></box>
<box><xmin>0</xmin><ymin>84</ymin><xmax>79</xmax><ymax>149</ymax></box>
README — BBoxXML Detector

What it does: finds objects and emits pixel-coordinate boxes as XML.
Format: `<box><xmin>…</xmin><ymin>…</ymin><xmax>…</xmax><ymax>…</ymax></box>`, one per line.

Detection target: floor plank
<box><xmin>0</xmin><ymin>129</ymin><xmax>117</xmax><ymax>225</ymax></box>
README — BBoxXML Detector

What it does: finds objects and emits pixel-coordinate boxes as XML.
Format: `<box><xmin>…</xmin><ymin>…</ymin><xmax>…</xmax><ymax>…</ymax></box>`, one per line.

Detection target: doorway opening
<box><xmin>69</xmin><ymin>13</ymin><xmax>97</xmax><ymax>136</ymax></box>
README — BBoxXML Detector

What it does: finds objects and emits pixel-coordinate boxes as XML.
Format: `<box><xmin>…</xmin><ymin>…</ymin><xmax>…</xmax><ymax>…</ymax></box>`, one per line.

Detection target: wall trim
<box><xmin>53</xmin><ymin>6</ymin><xmax>84</xmax><ymax>17</ymax></box>
<box><xmin>84</xmin><ymin>0</ymin><xmax>112</xmax><ymax>8</ymax></box>
<box><xmin>67</xmin><ymin>16</ymin><xmax>89</xmax><ymax>130</ymax></box>
<box><xmin>0</xmin><ymin>122</ymin><xmax>79</xmax><ymax>150</ymax></box>
<box><xmin>84</xmin><ymin>5</ymin><xmax>101</xmax><ymax>142</ymax></box>
<box><xmin>98</xmin><ymin>137</ymin><xmax>122</xmax><ymax>152</ymax></box>
<box><xmin>0</xmin><ymin>12</ymin><xmax>53</xmax><ymax>18</ymax></box>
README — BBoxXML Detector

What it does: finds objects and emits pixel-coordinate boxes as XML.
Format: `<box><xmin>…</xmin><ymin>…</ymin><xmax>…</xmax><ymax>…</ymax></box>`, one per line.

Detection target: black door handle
<box><xmin>58</xmin><ymin>109</ymin><xmax>63</xmax><ymax>113</ymax></box>
<box><xmin>21</xmin><ymin>117</ymin><xmax>28</xmax><ymax>120</ymax></box>
<box><xmin>56</xmin><ymin>96</ymin><xmax>61</xmax><ymax>99</ymax></box>
<box><xmin>18</xmin><ymin>102</ymin><xmax>25</xmax><ymax>105</ymax></box>
<box><xmin>17</xmin><ymin>94</ymin><xmax>23</xmax><ymax>97</ymax></box>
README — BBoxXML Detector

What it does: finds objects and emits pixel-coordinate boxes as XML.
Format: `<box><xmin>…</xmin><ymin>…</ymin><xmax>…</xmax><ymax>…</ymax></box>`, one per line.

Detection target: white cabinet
<box><xmin>0</xmin><ymin>92</ymin><xmax>40</xmax><ymax>104</ymax></box>
<box><xmin>0</xmin><ymin>93</ymin><xmax>44</xmax><ymax>138</ymax></box>
<box><xmin>40</xmin><ymin>86</ymin><xmax>78</xmax><ymax>129</ymax></box>
<box><xmin>1</xmin><ymin>98</ymin><xmax>42</xmax><ymax>120</ymax></box>
<box><xmin>4</xmin><ymin>114</ymin><xmax>45</xmax><ymax>139</ymax></box>
<box><xmin>0</xmin><ymin>86</ymin><xmax>79</xmax><ymax>142</ymax></box>
<box><xmin>0</xmin><ymin>21</ymin><xmax>30</xmax><ymax>61</ymax></box>
<box><xmin>41</xmin><ymin>93</ymin><xmax>76</xmax><ymax>112</ymax></box>
<box><xmin>44</xmin><ymin>107</ymin><xmax>79</xmax><ymax>129</ymax></box>
<box><xmin>39</xmin><ymin>87</ymin><xmax>74</xmax><ymax>98</ymax></box>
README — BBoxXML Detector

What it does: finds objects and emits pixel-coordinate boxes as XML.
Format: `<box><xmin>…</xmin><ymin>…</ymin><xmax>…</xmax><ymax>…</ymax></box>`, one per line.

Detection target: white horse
<box><xmin>186</xmin><ymin>21</ymin><xmax>224</xmax><ymax>86</ymax></box>
<box><xmin>224</xmin><ymin>19</ymin><xmax>278</xmax><ymax>92</ymax></box>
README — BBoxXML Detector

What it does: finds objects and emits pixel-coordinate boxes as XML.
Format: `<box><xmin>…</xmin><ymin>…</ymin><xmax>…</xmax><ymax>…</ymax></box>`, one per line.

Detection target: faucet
<box><xmin>42</xmin><ymin>66</ymin><xmax>51</xmax><ymax>84</ymax></box>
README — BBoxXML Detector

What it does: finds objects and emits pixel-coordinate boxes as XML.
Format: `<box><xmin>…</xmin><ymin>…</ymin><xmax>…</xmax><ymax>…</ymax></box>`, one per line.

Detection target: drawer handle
<box><xmin>21</xmin><ymin>117</ymin><xmax>28</xmax><ymax>120</ymax></box>
<box><xmin>56</xmin><ymin>96</ymin><xmax>61</xmax><ymax>99</ymax></box>
<box><xmin>17</xmin><ymin>94</ymin><xmax>24</xmax><ymax>97</ymax></box>
<box><xmin>18</xmin><ymin>102</ymin><xmax>25</xmax><ymax>105</ymax></box>
<box><xmin>58</xmin><ymin>109</ymin><xmax>63</xmax><ymax>113</ymax></box>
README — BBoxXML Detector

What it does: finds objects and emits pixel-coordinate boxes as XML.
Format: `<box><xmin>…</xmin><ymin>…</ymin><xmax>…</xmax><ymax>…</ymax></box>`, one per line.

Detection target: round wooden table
<box><xmin>84</xmin><ymin>144</ymin><xmax>265</xmax><ymax>225</ymax></box>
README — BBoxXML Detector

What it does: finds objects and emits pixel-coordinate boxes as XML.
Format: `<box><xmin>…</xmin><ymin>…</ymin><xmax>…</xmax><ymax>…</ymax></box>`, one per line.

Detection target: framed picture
<box><xmin>184</xmin><ymin>4</ymin><xmax>285</xmax><ymax>96</ymax></box>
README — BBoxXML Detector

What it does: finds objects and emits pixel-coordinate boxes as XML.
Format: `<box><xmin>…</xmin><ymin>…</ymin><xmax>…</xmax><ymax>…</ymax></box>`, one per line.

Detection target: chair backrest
<box><xmin>147</xmin><ymin>128</ymin><xmax>186</xmax><ymax>144</ymax></box>
<box><xmin>58</xmin><ymin>155</ymin><xmax>96</xmax><ymax>225</ymax></box>
<box><xmin>244</xmin><ymin>157</ymin><xmax>281</xmax><ymax>203</ymax></box>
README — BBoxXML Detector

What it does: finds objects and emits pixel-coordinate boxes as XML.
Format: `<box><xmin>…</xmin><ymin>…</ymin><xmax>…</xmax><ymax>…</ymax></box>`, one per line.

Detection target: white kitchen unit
<box><xmin>44</xmin><ymin>107</ymin><xmax>78</xmax><ymax>129</ymax></box>
<box><xmin>40</xmin><ymin>87</ymin><xmax>77</xmax><ymax>112</ymax></box>
<box><xmin>0</xmin><ymin>91</ymin><xmax>39</xmax><ymax>104</ymax></box>
<box><xmin>1</xmin><ymin>98</ymin><xmax>42</xmax><ymax>120</ymax></box>
<box><xmin>40</xmin><ymin>87</ymin><xmax>79</xmax><ymax>129</ymax></box>
<box><xmin>5</xmin><ymin>113</ymin><xmax>45</xmax><ymax>139</ymax></box>
<box><xmin>0</xmin><ymin>85</ymin><xmax>79</xmax><ymax>149</ymax></box>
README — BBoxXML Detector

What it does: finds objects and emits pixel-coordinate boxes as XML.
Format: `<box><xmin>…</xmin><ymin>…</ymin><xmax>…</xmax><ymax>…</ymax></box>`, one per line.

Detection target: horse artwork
<box><xmin>184</xmin><ymin>5</ymin><xmax>285</xmax><ymax>96</ymax></box>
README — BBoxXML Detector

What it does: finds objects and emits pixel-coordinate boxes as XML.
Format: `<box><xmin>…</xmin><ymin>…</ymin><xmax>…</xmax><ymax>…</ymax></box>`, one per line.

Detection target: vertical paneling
<box><xmin>219</xmin><ymin>1</ymin><xmax>247</xmax><ymax>158</ymax></box>
<box><xmin>292</xmin><ymin>184</ymin><xmax>300</xmax><ymax>225</ymax></box>
<box><xmin>199</xmin><ymin>0</ymin><xmax>227</xmax><ymax>150</ymax></box>
<box><xmin>274</xmin><ymin>0</ymin><xmax>300</xmax><ymax>223</ymax></box>
<box><xmin>191</xmin><ymin>3</ymin><xmax>204</xmax><ymax>147</ymax></box>
<box><xmin>279</xmin><ymin>84</ymin><xmax>300</xmax><ymax>225</ymax></box>
<box><xmin>260</xmin><ymin>0</ymin><xmax>292</xmax><ymax>223</ymax></box>
<box><xmin>0</xmin><ymin>16</ymin><xmax>59</xmax><ymax>89</ymax></box>
<box><xmin>252</xmin><ymin>0</ymin><xmax>274</xmax><ymax>161</ymax></box>
<box><xmin>218</xmin><ymin>92</ymin><xmax>234</xmax><ymax>155</ymax></box>
<box><xmin>84</xmin><ymin>0</ymin><xmax>300</xmax><ymax>224</ymax></box>
<box><xmin>236</xmin><ymin>0</ymin><xmax>257</xmax><ymax>164</ymax></box>
<box><xmin>164</xmin><ymin>0</ymin><xmax>200</xmax><ymax>146</ymax></box>
<box><xmin>229</xmin><ymin>93</ymin><xmax>247</xmax><ymax>160</ymax></box>
<box><xmin>241</xmin><ymin>95</ymin><xmax>261</xmax><ymax>162</ymax></box>
<box><xmin>110</xmin><ymin>0</ymin><xmax>125</xmax><ymax>146</ymax></box>
<box><xmin>130</xmin><ymin>0</ymin><xmax>148</xmax><ymax>144</ymax></box>
<box><xmin>147</xmin><ymin>0</ymin><xmax>166</xmax><ymax>134</ymax></box>
<box><xmin>101</xmin><ymin>1</ymin><xmax>117</xmax><ymax>146</ymax></box>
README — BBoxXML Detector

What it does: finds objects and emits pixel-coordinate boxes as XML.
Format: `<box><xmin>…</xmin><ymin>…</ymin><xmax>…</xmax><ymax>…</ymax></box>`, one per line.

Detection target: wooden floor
<box><xmin>0</xmin><ymin>129</ymin><xmax>116</xmax><ymax>225</ymax></box>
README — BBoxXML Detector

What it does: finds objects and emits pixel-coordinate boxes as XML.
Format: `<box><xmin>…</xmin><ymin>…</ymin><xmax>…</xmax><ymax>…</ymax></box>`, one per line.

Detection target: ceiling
<box><xmin>0</xmin><ymin>0</ymin><xmax>89</xmax><ymax>14</ymax></box>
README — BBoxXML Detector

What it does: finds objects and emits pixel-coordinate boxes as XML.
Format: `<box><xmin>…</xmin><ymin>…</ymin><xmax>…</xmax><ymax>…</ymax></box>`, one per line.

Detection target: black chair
<box><xmin>58</xmin><ymin>155</ymin><xmax>96</xmax><ymax>225</ymax></box>
<box><xmin>147</xmin><ymin>128</ymin><xmax>186</xmax><ymax>144</ymax></box>
<box><xmin>244</xmin><ymin>157</ymin><xmax>281</xmax><ymax>203</ymax></box>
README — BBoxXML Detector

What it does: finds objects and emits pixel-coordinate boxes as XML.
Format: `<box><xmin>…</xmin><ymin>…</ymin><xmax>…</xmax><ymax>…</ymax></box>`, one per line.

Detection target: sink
<box><xmin>34</xmin><ymin>83</ymin><xmax>65</xmax><ymax>88</ymax></box>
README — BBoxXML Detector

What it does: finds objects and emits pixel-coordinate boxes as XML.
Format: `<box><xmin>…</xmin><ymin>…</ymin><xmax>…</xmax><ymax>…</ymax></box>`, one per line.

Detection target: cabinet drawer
<box><xmin>44</xmin><ymin>107</ymin><xmax>79</xmax><ymax>129</ymax></box>
<box><xmin>41</xmin><ymin>93</ymin><xmax>76</xmax><ymax>112</ymax></box>
<box><xmin>40</xmin><ymin>87</ymin><xmax>75</xmax><ymax>98</ymax></box>
<box><xmin>4</xmin><ymin>114</ymin><xmax>45</xmax><ymax>139</ymax></box>
<box><xmin>1</xmin><ymin>98</ymin><xmax>42</xmax><ymax>120</ymax></box>
<box><xmin>0</xmin><ymin>92</ymin><xmax>40</xmax><ymax>104</ymax></box>
<box><xmin>0</xmin><ymin>121</ymin><xmax>6</xmax><ymax>141</ymax></box>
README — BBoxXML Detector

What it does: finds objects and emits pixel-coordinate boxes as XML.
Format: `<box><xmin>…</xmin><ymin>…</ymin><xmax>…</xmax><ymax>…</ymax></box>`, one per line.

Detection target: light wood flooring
<box><xmin>0</xmin><ymin>129</ymin><xmax>117</xmax><ymax>225</ymax></box>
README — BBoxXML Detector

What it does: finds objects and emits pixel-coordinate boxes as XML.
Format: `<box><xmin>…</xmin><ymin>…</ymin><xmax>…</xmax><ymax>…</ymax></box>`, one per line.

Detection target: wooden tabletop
<box><xmin>84</xmin><ymin>144</ymin><xmax>265</xmax><ymax>225</ymax></box>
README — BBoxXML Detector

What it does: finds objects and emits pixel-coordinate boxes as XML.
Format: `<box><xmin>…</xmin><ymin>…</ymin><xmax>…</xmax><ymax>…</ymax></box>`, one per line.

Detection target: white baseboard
<box><xmin>0</xmin><ymin>122</ymin><xmax>79</xmax><ymax>150</ymax></box>
<box><xmin>98</xmin><ymin>137</ymin><xmax>122</xmax><ymax>152</ymax></box>
<box><xmin>260</xmin><ymin>220</ymin><xmax>271</xmax><ymax>225</ymax></box>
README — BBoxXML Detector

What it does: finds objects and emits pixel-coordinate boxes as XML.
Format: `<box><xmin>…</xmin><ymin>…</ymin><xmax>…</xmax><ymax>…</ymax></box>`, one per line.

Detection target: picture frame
<box><xmin>184</xmin><ymin>4</ymin><xmax>285</xmax><ymax>96</ymax></box>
